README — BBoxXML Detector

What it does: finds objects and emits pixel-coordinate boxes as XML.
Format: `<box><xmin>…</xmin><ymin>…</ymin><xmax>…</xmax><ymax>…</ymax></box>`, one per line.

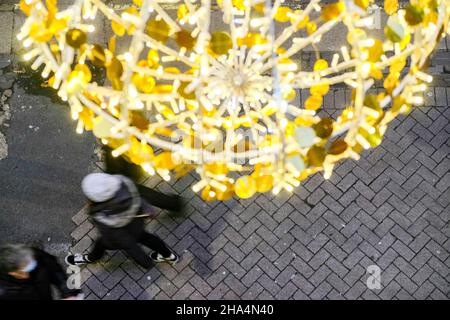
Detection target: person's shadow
<box><xmin>102</xmin><ymin>145</ymin><xmax>184</xmax><ymax>214</ymax></box>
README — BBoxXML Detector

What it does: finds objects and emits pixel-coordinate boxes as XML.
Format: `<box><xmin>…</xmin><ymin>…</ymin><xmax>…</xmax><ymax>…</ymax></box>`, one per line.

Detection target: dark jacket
<box><xmin>0</xmin><ymin>248</ymin><xmax>81</xmax><ymax>300</ymax></box>
<box><xmin>89</xmin><ymin>177</ymin><xmax>156</xmax><ymax>268</ymax></box>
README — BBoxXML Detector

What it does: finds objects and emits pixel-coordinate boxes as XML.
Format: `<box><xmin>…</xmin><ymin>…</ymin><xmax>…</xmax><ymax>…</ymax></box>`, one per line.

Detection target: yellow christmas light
<box><xmin>19</xmin><ymin>0</ymin><xmax>450</xmax><ymax>201</ymax></box>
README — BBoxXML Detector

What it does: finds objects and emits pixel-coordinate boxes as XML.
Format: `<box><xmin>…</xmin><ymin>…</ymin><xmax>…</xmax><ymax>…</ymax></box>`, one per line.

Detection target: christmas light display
<box><xmin>19</xmin><ymin>0</ymin><xmax>449</xmax><ymax>200</ymax></box>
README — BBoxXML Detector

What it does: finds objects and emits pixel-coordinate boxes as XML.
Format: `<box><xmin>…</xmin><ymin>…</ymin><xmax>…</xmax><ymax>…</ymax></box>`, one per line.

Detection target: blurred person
<box><xmin>0</xmin><ymin>244</ymin><xmax>82</xmax><ymax>300</ymax></box>
<box><xmin>65</xmin><ymin>173</ymin><xmax>179</xmax><ymax>269</ymax></box>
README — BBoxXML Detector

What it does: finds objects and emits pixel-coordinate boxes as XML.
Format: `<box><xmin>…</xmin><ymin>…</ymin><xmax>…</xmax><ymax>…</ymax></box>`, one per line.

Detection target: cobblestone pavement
<box><xmin>70</xmin><ymin>86</ymin><xmax>450</xmax><ymax>300</ymax></box>
<box><xmin>1</xmin><ymin>1</ymin><xmax>448</xmax><ymax>301</ymax></box>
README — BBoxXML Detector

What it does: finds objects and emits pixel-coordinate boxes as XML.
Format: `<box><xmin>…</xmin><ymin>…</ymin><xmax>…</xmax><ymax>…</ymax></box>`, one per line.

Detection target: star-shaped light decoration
<box><xmin>19</xmin><ymin>0</ymin><xmax>449</xmax><ymax>200</ymax></box>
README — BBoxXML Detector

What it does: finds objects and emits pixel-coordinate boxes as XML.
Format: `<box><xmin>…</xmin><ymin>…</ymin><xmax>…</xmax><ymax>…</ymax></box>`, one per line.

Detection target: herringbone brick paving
<box><xmin>70</xmin><ymin>86</ymin><xmax>449</xmax><ymax>300</ymax></box>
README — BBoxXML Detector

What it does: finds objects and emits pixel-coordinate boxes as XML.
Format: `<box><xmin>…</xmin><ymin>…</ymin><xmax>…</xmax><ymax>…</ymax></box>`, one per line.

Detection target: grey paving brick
<box><xmin>86</xmin><ymin>276</ymin><xmax>109</xmax><ymax>299</ymax></box>
<box><xmin>326</xmin><ymin>257</ymin><xmax>350</xmax><ymax>279</ymax></box>
<box><xmin>321</xmin><ymin>181</ymin><xmax>343</xmax><ymax>200</ymax></box>
<box><xmin>255</xmin><ymin>195</ymin><xmax>279</xmax><ymax>215</ymax></box>
<box><xmin>344</xmin><ymin>265</ymin><xmax>365</xmax><ymax>287</ymax></box>
<box><xmin>258</xmin><ymin>257</ymin><xmax>281</xmax><ymax>279</ymax></box>
<box><xmin>72</xmin><ymin>207</ymin><xmax>89</xmax><ymax>226</ymax></box>
<box><xmin>173</xmin><ymin>219</ymin><xmax>195</xmax><ymax>239</ymax></box>
<box><xmin>207</xmin><ymin>234</ymin><xmax>228</xmax><ymax>255</ymax></box>
<box><xmin>257</xmin><ymin>241</ymin><xmax>280</xmax><ymax>262</ymax></box>
<box><xmin>304</xmin><ymin>174</ymin><xmax>324</xmax><ymax>192</ymax></box>
<box><xmin>425</xmin><ymin>240</ymin><xmax>448</xmax><ymax>261</ymax></box>
<box><xmin>379</xmin><ymin>280</ymin><xmax>402</xmax><ymax>299</ymax></box>
<box><xmin>309</xmin><ymin>265</ymin><xmax>332</xmax><ymax>287</ymax></box>
<box><xmin>324</xmin><ymin>226</ymin><xmax>347</xmax><ymax>246</ymax></box>
<box><xmin>256</xmin><ymin>225</ymin><xmax>279</xmax><ymax>246</ymax></box>
<box><xmin>342</xmin><ymin>233</ymin><xmax>364</xmax><ymax>254</ymax></box>
<box><xmin>71</xmin><ymin>235</ymin><xmax>93</xmax><ymax>254</ymax></box>
<box><xmin>223</xmin><ymin>226</ymin><xmax>245</xmax><ymax>247</ymax></box>
<box><xmin>390</xmin><ymin>211</ymin><xmax>413</xmax><ymax>229</ymax></box>
<box><xmin>208</xmin><ymin>250</ymin><xmax>229</xmax><ymax>271</ymax></box>
<box><xmin>273</xmin><ymin>266</ymin><xmax>296</xmax><ymax>288</ymax></box>
<box><xmin>119</xmin><ymin>276</ymin><xmax>143</xmax><ymax>298</ymax></box>
<box><xmin>307</xmin><ymin>217</ymin><xmax>328</xmax><ymax>236</ymax></box>
<box><xmin>336</xmin><ymin>173</ymin><xmax>358</xmax><ymax>192</ymax></box>
<box><xmin>103</xmin><ymin>269</ymin><xmax>126</xmax><ymax>290</ymax></box>
<box><xmin>293</xmin><ymin>289</ymin><xmax>311</xmax><ymax>300</ymax></box>
<box><xmin>434</xmin><ymin>88</ymin><xmax>447</xmax><ymax>106</ymax></box>
<box><xmin>172</xmin><ymin>266</ymin><xmax>196</xmax><ymax>288</ymax></box>
<box><xmin>291</xmin><ymin>257</ymin><xmax>314</xmax><ymax>279</ymax></box>
<box><xmin>310</xmin><ymin>281</ymin><xmax>333</xmax><ymax>300</ymax></box>
<box><xmin>307</xmin><ymin>234</ymin><xmax>329</xmax><ymax>254</ymax></box>
<box><xmin>326</xmin><ymin>272</ymin><xmax>350</xmax><ymax>295</ymax></box>
<box><xmin>396</xmin><ymin>288</ymin><xmax>414</xmax><ymax>300</ymax></box>
<box><xmin>241</xmin><ymin>282</ymin><xmax>264</xmax><ymax>300</ymax></box>
<box><xmin>223</xmin><ymin>290</ymin><xmax>241</xmax><ymax>300</ymax></box>
<box><xmin>413</xmin><ymin>280</ymin><xmax>435</xmax><ymax>299</ymax></box>
<box><xmin>172</xmin><ymin>283</ymin><xmax>196</xmax><ymax>300</ymax></box>
<box><xmin>344</xmin><ymin>281</ymin><xmax>368</xmax><ymax>299</ymax></box>
<box><xmin>411</xmin><ymin>248</ymin><xmax>434</xmax><ymax>271</ymax></box>
<box><xmin>190</xmin><ymin>211</ymin><xmax>212</xmax><ymax>232</ymax></box>
<box><xmin>324</xmin><ymin>241</ymin><xmax>347</xmax><ymax>262</ymax></box>
<box><xmin>239</xmin><ymin>203</ymin><xmax>263</xmax><ymax>222</ymax></box>
<box><xmin>275</xmin><ymin>282</ymin><xmax>297</xmax><ymax>300</ymax></box>
<box><xmin>429</xmin><ymin>289</ymin><xmax>448</xmax><ymax>300</ymax></box>
<box><xmin>138</xmin><ymin>283</ymin><xmax>161</xmax><ymax>300</ymax></box>
<box><xmin>274</xmin><ymin>233</ymin><xmax>295</xmax><ymax>255</ymax></box>
<box><xmin>189</xmin><ymin>291</ymin><xmax>205</xmax><ymax>300</ymax></box>
<box><xmin>307</xmin><ymin>248</ymin><xmax>330</xmax><ymax>270</ymax></box>
<box><xmin>396</xmin><ymin>272</ymin><xmax>419</xmax><ymax>294</ymax></box>
<box><xmin>427</xmin><ymin>256</ymin><xmax>448</xmax><ymax>277</ymax></box>
<box><xmin>222</xmin><ymin>274</ymin><xmax>246</xmax><ymax>296</ymax></box>
<box><xmin>428</xmin><ymin>273</ymin><xmax>449</xmax><ymax>294</ymax></box>
<box><xmin>155</xmin><ymin>275</ymin><xmax>178</xmax><ymax>297</ymax></box>
<box><xmin>189</xmin><ymin>275</ymin><xmax>212</xmax><ymax>297</ymax></box>
<box><xmin>393</xmin><ymin>257</ymin><xmax>417</xmax><ymax>279</ymax></box>
<box><xmin>85</xmin><ymin>293</ymin><xmax>100</xmax><ymax>300</ymax></box>
<box><xmin>121</xmin><ymin>260</ymin><xmax>145</xmax><ymax>281</ymax></box>
<box><xmin>370</xmin><ymin>174</ymin><xmax>391</xmax><ymax>193</ymax></box>
<box><xmin>409</xmin><ymin>232</ymin><xmax>431</xmax><ymax>253</ymax></box>
<box><xmin>390</xmin><ymin>225</ymin><xmax>414</xmax><ymax>245</ymax></box>
<box><xmin>337</xmin><ymin>188</ymin><xmax>360</xmax><ymax>207</ymax></box>
<box><xmin>257</xmin><ymin>274</ymin><xmax>281</xmax><ymax>296</ymax></box>
<box><xmin>237</xmin><ymin>246</ymin><xmax>260</xmax><ymax>269</ymax></box>
<box><xmin>307</xmin><ymin>188</ymin><xmax>326</xmax><ymax>206</ymax></box>
<box><xmin>104</xmin><ymin>284</ymin><xmax>126</xmax><ymax>300</ymax></box>
<box><xmin>328</xmin><ymin>289</ymin><xmax>346</xmax><ymax>300</ymax></box>
<box><xmin>241</xmin><ymin>267</ymin><xmax>264</xmax><ymax>288</ymax></box>
<box><xmin>356</xmin><ymin>210</ymin><xmax>379</xmax><ymax>230</ymax></box>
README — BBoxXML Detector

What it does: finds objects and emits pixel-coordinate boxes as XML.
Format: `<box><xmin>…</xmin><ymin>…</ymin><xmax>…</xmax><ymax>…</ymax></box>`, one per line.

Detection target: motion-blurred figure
<box><xmin>0</xmin><ymin>244</ymin><xmax>82</xmax><ymax>300</ymax></box>
<box><xmin>65</xmin><ymin>173</ymin><xmax>179</xmax><ymax>269</ymax></box>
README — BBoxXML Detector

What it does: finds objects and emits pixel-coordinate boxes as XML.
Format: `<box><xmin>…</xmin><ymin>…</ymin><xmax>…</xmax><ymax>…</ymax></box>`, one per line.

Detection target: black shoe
<box><xmin>65</xmin><ymin>253</ymin><xmax>93</xmax><ymax>266</ymax></box>
<box><xmin>150</xmin><ymin>252</ymin><xmax>179</xmax><ymax>265</ymax></box>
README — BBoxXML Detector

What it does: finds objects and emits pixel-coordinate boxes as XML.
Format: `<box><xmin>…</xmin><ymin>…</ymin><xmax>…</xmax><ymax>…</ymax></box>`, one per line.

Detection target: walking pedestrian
<box><xmin>65</xmin><ymin>173</ymin><xmax>179</xmax><ymax>269</ymax></box>
<box><xmin>0</xmin><ymin>244</ymin><xmax>82</xmax><ymax>300</ymax></box>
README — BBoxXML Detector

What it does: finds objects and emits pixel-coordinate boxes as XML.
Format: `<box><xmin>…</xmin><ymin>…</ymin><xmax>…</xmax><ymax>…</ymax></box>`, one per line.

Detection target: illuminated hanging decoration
<box><xmin>19</xmin><ymin>0</ymin><xmax>449</xmax><ymax>200</ymax></box>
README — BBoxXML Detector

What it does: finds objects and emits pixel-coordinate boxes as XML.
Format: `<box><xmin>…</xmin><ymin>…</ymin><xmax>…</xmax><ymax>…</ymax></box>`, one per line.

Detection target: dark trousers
<box><xmin>88</xmin><ymin>232</ymin><xmax>172</xmax><ymax>268</ymax></box>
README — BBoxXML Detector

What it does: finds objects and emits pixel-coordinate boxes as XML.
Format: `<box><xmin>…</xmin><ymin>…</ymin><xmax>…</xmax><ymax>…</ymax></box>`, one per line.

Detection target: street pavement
<box><xmin>0</xmin><ymin>3</ymin><xmax>449</xmax><ymax>300</ymax></box>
